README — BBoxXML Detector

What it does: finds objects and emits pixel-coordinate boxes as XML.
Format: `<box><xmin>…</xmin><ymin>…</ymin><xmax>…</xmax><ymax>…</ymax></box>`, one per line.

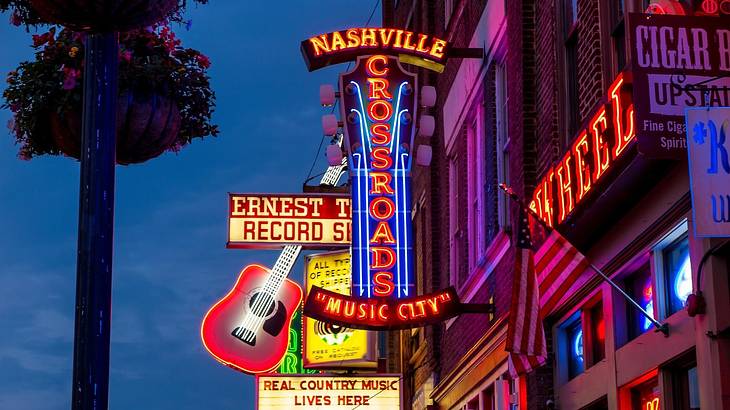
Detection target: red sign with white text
<box><xmin>530</xmin><ymin>72</ymin><xmax>636</xmax><ymax>227</ymax></box>
<box><xmin>227</xmin><ymin>193</ymin><xmax>351</xmax><ymax>249</ymax></box>
<box><xmin>303</xmin><ymin>286</ymin><xmax>462</xmax><ymax>330</ymax></box>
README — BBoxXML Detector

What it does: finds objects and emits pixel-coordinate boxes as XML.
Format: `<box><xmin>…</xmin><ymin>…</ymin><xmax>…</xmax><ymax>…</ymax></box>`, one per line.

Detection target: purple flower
<box><xmin>62</xmin><ymin>67</ymin><xmax>80</xmax><ymax>90</ymax></box>
<box><xmin>10</xmin><ymin>11</ymin><xmax>22</xmax><ymax>26</ymax></box>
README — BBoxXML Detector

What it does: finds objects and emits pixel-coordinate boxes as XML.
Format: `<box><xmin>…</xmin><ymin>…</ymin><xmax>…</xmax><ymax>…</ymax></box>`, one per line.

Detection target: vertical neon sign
<box><xmin>340</xmin><ymin>55</ymin><xmax>416</xmax><ymax>299</ymax></box>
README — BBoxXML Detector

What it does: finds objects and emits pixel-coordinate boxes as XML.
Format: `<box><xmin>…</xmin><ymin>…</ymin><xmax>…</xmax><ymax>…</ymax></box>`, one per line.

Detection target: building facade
<box><xmin>387</xmin><ymin>0</ymin><xmax>730</xmax><ymax>409</ymax></box>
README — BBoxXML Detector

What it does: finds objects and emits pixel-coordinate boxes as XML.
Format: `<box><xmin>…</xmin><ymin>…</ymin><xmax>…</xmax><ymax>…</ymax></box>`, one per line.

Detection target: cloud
<box><xmin>0</xmin><ymin>387</ymin><xmax>68</xmax><ymax>410</ymax></box>
<box><xmin>0</xmin><ymin>347</ymin><xmax>69</xmax><ymax>375</ymax></box>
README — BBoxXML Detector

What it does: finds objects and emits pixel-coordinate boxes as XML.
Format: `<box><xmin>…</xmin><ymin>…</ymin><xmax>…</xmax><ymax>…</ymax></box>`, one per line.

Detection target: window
<box><xmin>586</xmin><ymin>301</ymin><xmax>605</xmax><ymax>364</ymax></box>
<box><xmin>623</xmin><ymin>263</ymin><xmax>655</xmax><ymax>341</ymax></box>
<box><xmin>495</xmin><ymin>62</ymin><xmax>511</xmax><ymax>230</ymax></box>
<box><xmin>667</xmin><ymin>355</ymin><xmax>701</xmax><ymax>410</ymax></box>
<box><xmin>559</xmin><ymin>298</ymin><xmax>605</xmax><ymax>383</ymax></box>
<box><xmin>663</xmin><ymin>235</ymin><xmax>691</xmax><ymax>316</ymax></box>
<box><xmin>467</xmin><ymin>105</ymin><xmax>487</xmax><ymax>270</ymax></box>
<box><xmin>449</xmin><ymin>142</ymin><xmax>468</xmax><ymax>287</ymax></box>
<box><xmin>653</xmin><ymin>221</ymin><xmax>691</xmax><ymax>319</ymax></box>
<box><xmin>565</xmin><ymin>313</ymin><xmax>584</xmax><ymax>380</ymax></box>
<box><xmin>581</xmin><ymin>397</ymin><xmax>609</xmax><ymax>410</ymax></box>
<box><xmin>629</xmin><ymin>377</ymin><xmax>660</xmax><ymax>410</ymax></box>
<box><xmin>445</xmin><ymin>0</ymin><xmax>455</xmax><ymax>30</ymax></box>
<box><xmin>562</xmin><ymin>0</ymin><xmax>580</xmax><ymax>143</ymax></box>
<box><xmin>610</xmin><ymin>0</ymin><xmax>627</xmax><ymax>75</ymax></box>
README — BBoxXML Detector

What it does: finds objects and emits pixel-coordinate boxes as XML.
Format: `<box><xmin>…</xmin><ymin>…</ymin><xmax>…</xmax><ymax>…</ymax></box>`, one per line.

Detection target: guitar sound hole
<box><xmin>248</xmin><ymin>292</ymin><xmax>276</xmax><ymax>319</ymax></box>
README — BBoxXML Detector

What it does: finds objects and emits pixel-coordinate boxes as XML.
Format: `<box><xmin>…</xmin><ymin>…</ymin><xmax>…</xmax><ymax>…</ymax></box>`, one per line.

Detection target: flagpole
<box><xmin>498</xmin><ymin>184</ymin><xmax>669</xmax><ymax>336</ymax></box>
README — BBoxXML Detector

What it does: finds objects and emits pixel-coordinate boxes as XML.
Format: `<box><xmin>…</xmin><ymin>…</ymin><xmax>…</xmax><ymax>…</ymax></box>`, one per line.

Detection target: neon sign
<box><xmin>303</xmin><ymin>251</ymin><xmax>376</xmax><ymax>368</ymax></box>
<box><xmin>339</xmin><ymin>55</ymin><xmax>416</xmax><ymax>299</ymax></box>
<box><xmin>227</xmin><ymin>193</ymin><xmax>351</xmax><ymax>249</ymax></box>
<box><xmin>277</xmin><ymin>309</ymin><xmax>319</xmax><ymax>375</ymax></box>
<box><xmin>301</xmin><ymin>28</ymin><xmax>448</xmax><ymax>72</ymax></box>
<box><xmin>530</xmin><ymin>72</ymin><xmax>636</xmax><ymax>226</ymax></box>
<box><xmin>304</xmin><ymin>286</ymin><xmax>464</xmax><ymax>330</ymax></box>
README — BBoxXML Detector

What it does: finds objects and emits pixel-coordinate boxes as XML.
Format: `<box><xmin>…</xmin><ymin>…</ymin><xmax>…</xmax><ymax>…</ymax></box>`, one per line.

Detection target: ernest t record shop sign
<box><xmin>227</xmin><ymin>193</ymin><xmax>351</xmax><ymax>248</ymax></box>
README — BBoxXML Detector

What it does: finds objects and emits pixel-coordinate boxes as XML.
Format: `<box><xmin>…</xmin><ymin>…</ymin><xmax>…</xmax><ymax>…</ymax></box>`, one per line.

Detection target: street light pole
<box><xmin>71</xmin><ymin>32</ymin><xmax>119</xmax><ymax>410</ymax></box>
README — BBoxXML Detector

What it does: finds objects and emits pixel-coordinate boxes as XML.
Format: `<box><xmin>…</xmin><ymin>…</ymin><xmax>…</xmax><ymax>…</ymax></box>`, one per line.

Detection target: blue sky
<box><xmin>0</xmin><ymin>2</ymin><xmax>379</xmax><ymax>409</ymax></box>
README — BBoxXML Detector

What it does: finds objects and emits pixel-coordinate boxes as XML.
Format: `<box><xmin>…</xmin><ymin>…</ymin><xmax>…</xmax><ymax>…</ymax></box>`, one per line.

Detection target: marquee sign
<box><xmin>257</xmin><ymin>374</ymin><xmax>401</xmax><ymax>409</ymax></box>
<box><xmin>303</xmin><ymin>286</ymin><xmax>467</xmax><ymax>330</ymax></box>
<box><xmin>630</xmin><ymin>13</ymin><xmax>730</xmax><ymax>158</ymax></box>
<box><xmin>530</xmin><ymin>72</ymin><xmax>636</xmax><ymax>226</ymax></box>
<box><xmin>227</xmin><ymin>193</ymin><xmax>351</xmax><ymax>249</ymax></box>
<box><xmin>303</xmin><ymin>251</ymin><xmax>376</xmax><ymax>368</ymax></box>
<box><xmin>301</xmin><ymin>28</ymin><xmax>449</xmax><ymax>72</ymax></box>
<box><xmin>339</xmin><ymin>55</ymin><xmax>417</xmax><ymax>300</ymax></box>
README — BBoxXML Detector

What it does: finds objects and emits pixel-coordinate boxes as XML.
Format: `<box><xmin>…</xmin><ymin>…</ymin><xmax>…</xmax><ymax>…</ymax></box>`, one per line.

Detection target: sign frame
<box><xmin>303</xmin><ymin>250</ymin><xmax>377</xmax><ymax>369</ymax></box>
<box><xmin>629</xmin><ymin>13</ymin><xmax>730</xmax><ymax>158</ymax></box>
<box><xmin>685</xmin><ymin>107</ymin><xmax>730</xmax><ymax>238</ymax></box>
<box><xmin>227</xmin><ymin>192</ymin><xmax>351</xmax><ymax>249</ymax></box>
<box><xmin>256</xmin><ymin>373</ymin><xmax>403</xmax><ymax>410</ymax></box>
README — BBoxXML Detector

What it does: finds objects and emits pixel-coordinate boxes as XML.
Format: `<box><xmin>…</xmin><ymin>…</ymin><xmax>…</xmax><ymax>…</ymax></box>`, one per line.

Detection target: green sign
<box><xmin>277</xmin><ymin>309</ymin><xmax>319</xmax><ymax>374</ymax></box>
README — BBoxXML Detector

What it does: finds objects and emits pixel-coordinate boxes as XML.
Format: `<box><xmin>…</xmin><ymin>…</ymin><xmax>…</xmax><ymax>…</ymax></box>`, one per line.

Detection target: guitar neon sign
<box><xmin>340</xmin><ymin>55</ymin><xmax>416</xmax><ymax>299</ymax></box>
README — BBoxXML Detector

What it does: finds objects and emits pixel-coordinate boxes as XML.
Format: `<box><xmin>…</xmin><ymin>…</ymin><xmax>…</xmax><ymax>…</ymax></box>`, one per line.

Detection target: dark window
<box><xmin>630</xmin><ymin>376</ymin><xmax>659</xmax><ymax>410</ymax></box>
<box><xmin>588</xmin><ymin>301</ymin><xmax>605</xmax><ymax>364</ymax></box>
<box><xmin>565</xmin><ymin>313</ymin><xmax>584</xmax><ymax>380</ymax></box>
<box><xmin>610</xmin><ymin>0</ymin><xmax>626</xmax><ymax>74</ymax></box>
<box><xmin>624</xmin><ymin>264</ymin><xmax>654</xmax><ymax>341</ymax></box>
<box><xmin>663</xmin><ymin>235</ymin><xmax>691</xmax><ymax>316</ymax></box>
<box><xmin>670</xmin><ymin>364</ymin><xmax>701</xmax><ymax>410</ymax></box>
<box><xmin>563</xmin><ymin>0</ymin><xmax>580</xmax><ymax>142</ymax></box>
<box><xmin>580</xmin><ymin>397</ymin><xmax>609</xmax><ymax>410</ymax></box>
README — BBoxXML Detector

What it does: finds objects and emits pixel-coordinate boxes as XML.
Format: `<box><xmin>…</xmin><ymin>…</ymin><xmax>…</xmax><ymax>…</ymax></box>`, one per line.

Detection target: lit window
<box><xmin>623</xmin><ymin>264</ymin><xmax>655</xmax><ymax>340</ymax></box>
<box><xmin>664</xmin><ymin>235</ymin><xmax>691</xmax><ymax>316</ymax></box>
<box><xmin>565</xmin><ymin>313</ymin><xmax>584</xmax><ymax>380</ymax></box>
<box><xmin>630</xmin><ymin>377</ymin><xmax>659</xmax><ymax>410</ymax></box>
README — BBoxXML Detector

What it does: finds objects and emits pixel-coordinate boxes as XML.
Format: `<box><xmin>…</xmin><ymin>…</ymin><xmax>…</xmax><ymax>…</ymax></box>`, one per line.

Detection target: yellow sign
<box><xmin>304</xmin><ymin>251</ymin><xmax>376</xmax><ymax>368</ymax></box>
<box><xmin>257</xmin><ymin>375</ymin><xmax>401</xmax><ymax>409</ymax></box>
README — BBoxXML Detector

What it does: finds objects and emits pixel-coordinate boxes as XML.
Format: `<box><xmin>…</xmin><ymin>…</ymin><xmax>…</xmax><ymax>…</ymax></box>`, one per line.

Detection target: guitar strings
<box><xmin>235</xmin><ymin>144</ymin><xmax>346</xmax><ymax>343</ymax></box>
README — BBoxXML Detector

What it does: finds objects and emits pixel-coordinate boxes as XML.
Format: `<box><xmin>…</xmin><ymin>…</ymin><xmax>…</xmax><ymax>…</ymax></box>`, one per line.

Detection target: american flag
<box><xmin>506</xmin><ymin>207</ymin><xmax>547</xmax><ymax>377</ymax></box>
<box><xmin>535</xmin><ymin>229</ymin><xmax>589</xmax><ymax>317</ymax></box>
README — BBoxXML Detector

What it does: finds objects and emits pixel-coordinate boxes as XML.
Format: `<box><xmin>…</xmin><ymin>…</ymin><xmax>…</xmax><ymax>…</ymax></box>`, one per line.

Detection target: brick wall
<box><xmin>576</xmin><ymin>0</ymin><xmax>603</xmax><ymax>123</ymax></box>
<box><xmin>534</xmin><ymin>0</ymin><xmax>561</xmax><ymax>178</ymax></box>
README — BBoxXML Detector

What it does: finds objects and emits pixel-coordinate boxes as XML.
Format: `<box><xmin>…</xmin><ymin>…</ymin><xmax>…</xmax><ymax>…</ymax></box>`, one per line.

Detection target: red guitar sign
<box><xmin>201</xmin><ymin>154</ymin><xmax>347</xmax><ymax>374</ymax></box>
<box><xmin>200</xmin><ymin>249</ymin><xmax>303</xmax><ymax>374</ymax></box>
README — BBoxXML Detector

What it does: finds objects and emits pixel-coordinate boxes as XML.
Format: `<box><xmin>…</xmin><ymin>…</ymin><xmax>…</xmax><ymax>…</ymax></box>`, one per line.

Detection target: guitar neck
<box><xmin>264</xmin><ymin>146</ymin><xmax>347</xmax><ymax>295</ymax></box>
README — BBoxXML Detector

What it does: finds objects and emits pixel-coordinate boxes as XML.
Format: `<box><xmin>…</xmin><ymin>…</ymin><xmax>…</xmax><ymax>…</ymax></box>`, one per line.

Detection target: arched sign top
<box><xmin>301</xmin><ymin>28</ymin><xmax>449</xmax><ymax>72</ymax></box>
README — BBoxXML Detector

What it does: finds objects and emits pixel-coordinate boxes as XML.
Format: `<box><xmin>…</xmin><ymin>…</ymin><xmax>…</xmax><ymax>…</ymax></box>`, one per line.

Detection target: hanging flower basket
<box><xmin>28</xmin><ymin>0</ymin><xmax>179</xmax><ymax>31</ymax></box>
<box><xmin>0</xmin><ymin>0</ymin><xmax>207</xmax><ymax>29</ymax></box>
<box><xmin>49</xmin><ymin>90</ymin><xmax>182</xmax><ymax>164</ymax></box>
<box><xmin>3</xmin><ymin>27</ymin><xmax>218</xmax><ymax>164</ymax></box>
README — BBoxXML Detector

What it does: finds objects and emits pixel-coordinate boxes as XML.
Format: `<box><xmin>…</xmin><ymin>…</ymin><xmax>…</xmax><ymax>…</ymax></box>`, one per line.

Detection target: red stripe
<box><xmin>506</xmin><ymin>251</ymin><xmax>524</xmax><ymax>351</ymax></box>
<box><xmin>535</xmin><ymin>234</ymin><xmax>565</xmax><ymax>274</ymax></box>
<box><xmin>540</xmin><ymin>258</ymin><xmax>589</xmax><ymax>315</ymax></box>
<box><xmin>520</xmin><ymin>254</ymin><xmax>536</xmax><ymax>354</ymax></box>
<box><xmin>538</xmin><ymin>245</ymin><xmax>579</xmax><ymax>296</ymax></box>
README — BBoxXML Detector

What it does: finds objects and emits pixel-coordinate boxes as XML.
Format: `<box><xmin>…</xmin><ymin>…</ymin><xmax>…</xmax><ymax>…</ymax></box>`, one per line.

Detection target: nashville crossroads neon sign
<box><xmin>530</xmin><ymin>72</ymin><xmax>636</xmax><ymax>227</ymax></box>
<box><xmin>301</xmin><ymin>28</ymin><xmax>449</xmax><ymax>71</ymax></box>
<box><xmin>303</xmin><ymin>286</ymin><xmax>462</xmax><ymax>330</ymax></box>
<box><xmin>340</xmin><ymin>55</ymin><xmax>416</xmax><ymax>299</ymax></box>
